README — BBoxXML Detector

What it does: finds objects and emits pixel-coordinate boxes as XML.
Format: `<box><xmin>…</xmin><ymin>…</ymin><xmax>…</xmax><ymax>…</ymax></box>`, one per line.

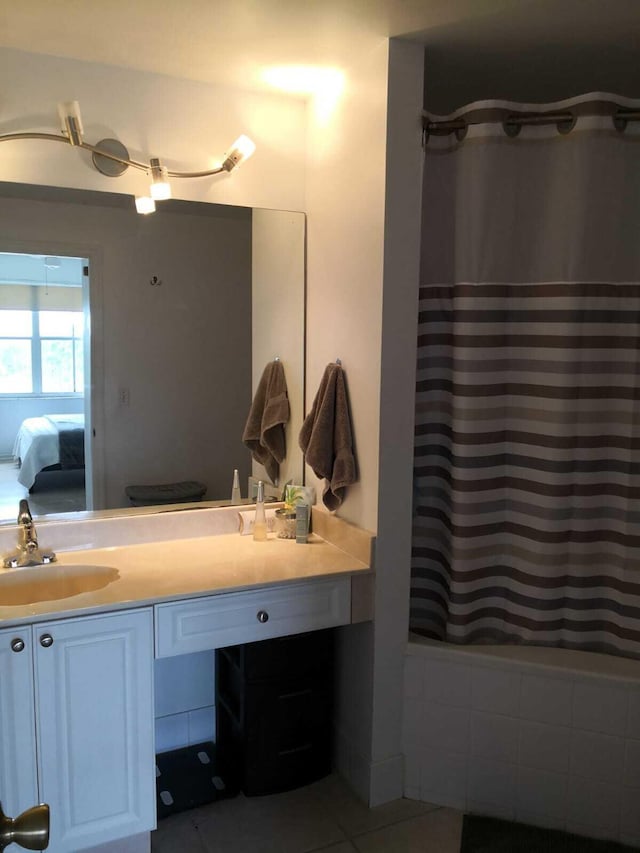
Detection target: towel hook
<box><xmin>274</xmin><ymin>356</ymin><xmax>280</xmax><ymax>361</ymax></box>
<box><xmin>336</xmin><ymin>358</ymin><xmax>342</xmax><ymax>365</ymax></box>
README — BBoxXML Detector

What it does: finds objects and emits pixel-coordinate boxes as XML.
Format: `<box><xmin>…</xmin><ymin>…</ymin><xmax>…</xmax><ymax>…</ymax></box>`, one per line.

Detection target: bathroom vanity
<box><xmin>0</xmin><ymin>505</ymin><xmax>373</xmax><ymax>853</ymax></box>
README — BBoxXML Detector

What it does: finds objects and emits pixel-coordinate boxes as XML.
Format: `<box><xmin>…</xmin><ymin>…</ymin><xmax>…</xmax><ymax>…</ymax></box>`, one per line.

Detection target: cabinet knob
<box><xmin>256</xmin><ymin>610</ymin><xmax>269</xmax><ymax>623</ymax></box>
<box><xmin>39</xmin><ymin>634</ymin><xmax>54</xmax><ymax>648</ymax></box>
<box><xmin>0</xmin><ymin>801</ymin><xmax>49</xmax><ymax>852</ymax></box>
<box><xmin>10</xmin><ymin>638</ymin><xmax>25</xmax><ymax>653</ymax></box>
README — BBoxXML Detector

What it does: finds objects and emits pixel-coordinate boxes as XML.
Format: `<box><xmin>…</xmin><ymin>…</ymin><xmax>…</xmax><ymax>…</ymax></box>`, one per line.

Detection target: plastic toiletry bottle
<box><xmin>253</xmin><ymin>480</ymin><xmax>267</xmax><ymax>541</ymax></box>
<box><xmin>295</xmin><ymin>502</ymin><xmax>309</xmax><ymax>544</ymax></box>
<box><xmin>231</xmin><ymin>468</ymin><xmax>241</xmax><ymax>503</ymax></box>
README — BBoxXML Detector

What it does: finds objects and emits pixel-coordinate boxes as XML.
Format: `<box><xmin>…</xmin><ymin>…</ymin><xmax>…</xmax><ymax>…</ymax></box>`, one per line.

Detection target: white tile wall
<box><xmin>569</xmin><ymin>731</ymin><xmax>625</xmax><ymax>783</ymax></box>
<box><xmin>471</xmin><ymin>712</ymin><xmax>518</xmax><ymax>763</ymax></box>
<box><xmin>624</xmin><ymin>739</ymin><xmax>640</xmax><ymax>788</ymax></box>
<box><xmin>520</xmin><ymin>674</ymin><xmax>573</xmax><ymax>726</ymax></box>
<box><xmin>467</xmin><ymin>757</ymin><xmax>517</xmax><ymax>812</ymax></box>
<box><xmin>423</xmin><ymin>660</ymin><xmax>472</xmax><ymax>707</ymax></box>
<box><xmin>566</xmin><ymin>777</ymin><xmax>622</xmax><ymax>834</ymax></box>
<box><xmin>471</xmin><ymin>667</ymin><xmax>521</xmax><ymax>716</ymax></box>
<box><xmin>571</xmin><ymin>681</ymin><xmax>628</xmax><ymax>735</ymax></box>
<box><xmin>517</xmin><ymin>766</ymin><xmax>567</xmax><ymax>820</ymax></box>
<box><xmin>420</xmin><ymin>749</ymin><xmax>467</xmax><ymax>810</ymax></box>
<box><xmin>519</xmin><ymin>721</ymin><xmax>570</xmax><ymax>774</ymax></box>
<box><xmin>628</xmin><ymin>689</ymin><xmax>640</xmax><ymax>739</ymax></box>
<box><xmin>403</xmin><ymin>643</ymin><xmax>640</xmax><ymax>846</ymax></box>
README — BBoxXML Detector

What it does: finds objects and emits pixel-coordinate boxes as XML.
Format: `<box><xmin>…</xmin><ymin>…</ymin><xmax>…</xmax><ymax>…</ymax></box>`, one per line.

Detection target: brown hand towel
<box><xmin>242</xmin><ymin>360</ymin><xmax>290</xmax><ymax>484</ymax></box>
<box><xmin>299</xmin><ymin>363</ymin><xmax>357</xmax><ymax>511</ymax></box>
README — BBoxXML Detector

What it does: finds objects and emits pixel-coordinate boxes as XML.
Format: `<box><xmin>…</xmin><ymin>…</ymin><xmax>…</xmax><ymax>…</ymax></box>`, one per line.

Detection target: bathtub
<box><xmin>403</xmin><ymin>634</ymin><xmax>640</xmax><ymax>846</ymax></box>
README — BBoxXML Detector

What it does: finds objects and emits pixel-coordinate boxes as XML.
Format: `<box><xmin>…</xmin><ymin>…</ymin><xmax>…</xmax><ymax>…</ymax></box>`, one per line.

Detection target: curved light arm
<box><xmin>0</xmin><ymin>131</ymin><xmax>71</xmax><ymax>144</ymax></box>
<box><xmin>166</xmin><ymin>166</ymin><xmax>226</xmax><ymax>178</ymax></box>
<box><xmin>0</xmin><ymin>132</ymin><xmax>246</xmax><ymax>177</ymax></box>
<box><xmin>0</xmin><ymin>110</ymin><xmax>255</xmax><ymax>213</ymax></box>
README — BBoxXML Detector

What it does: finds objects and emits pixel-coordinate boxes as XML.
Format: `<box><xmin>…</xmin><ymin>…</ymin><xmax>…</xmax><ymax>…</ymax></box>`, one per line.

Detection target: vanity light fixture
<box><xmin>1</xmin><ymin>101</ymin><xmax>256</xmax><ymax>214</ymax></box>
<box><xmin>149</xmin><ymin>158</ymin><xmax>172</xmax><ymax>200</ymax></box>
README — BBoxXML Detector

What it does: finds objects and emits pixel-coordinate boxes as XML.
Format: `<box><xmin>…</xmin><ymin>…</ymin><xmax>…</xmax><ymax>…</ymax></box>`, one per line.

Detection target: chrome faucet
<box><xmin>2</xmin><ymin>500</ymin><xmax>56</xmax><ymax>568</ymax></box>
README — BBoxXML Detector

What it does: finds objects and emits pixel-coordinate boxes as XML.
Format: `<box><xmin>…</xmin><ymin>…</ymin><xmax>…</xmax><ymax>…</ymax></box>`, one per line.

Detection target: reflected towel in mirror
<box><xmin>242</xmin><ymin>360</ymin><xmax>290</xmax><ymax>484</ymax></box>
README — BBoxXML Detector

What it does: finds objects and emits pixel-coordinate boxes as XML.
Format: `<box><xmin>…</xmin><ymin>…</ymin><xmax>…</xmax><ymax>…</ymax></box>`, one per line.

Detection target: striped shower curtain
<box><xmin>410</xmin><ymin>94</ymin><xmax>640</xmax><ymax>658</ymax></box>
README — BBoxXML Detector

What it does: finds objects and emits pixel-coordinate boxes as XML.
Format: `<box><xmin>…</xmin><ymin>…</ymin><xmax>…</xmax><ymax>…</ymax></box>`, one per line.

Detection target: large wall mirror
<box><xmin>0</xmin><ymin>182</ymin><xmax>305</xmax><ymax>524</ymax></box>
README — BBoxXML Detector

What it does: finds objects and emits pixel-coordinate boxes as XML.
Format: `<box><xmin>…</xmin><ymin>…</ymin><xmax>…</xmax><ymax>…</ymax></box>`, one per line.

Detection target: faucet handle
<box><xmin>18</xmin><ymin>499</ymin><xmax>33</xmax><ymax>525</ymax></box>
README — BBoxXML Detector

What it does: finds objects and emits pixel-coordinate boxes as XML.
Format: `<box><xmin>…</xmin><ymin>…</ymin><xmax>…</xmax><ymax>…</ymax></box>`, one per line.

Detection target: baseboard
<box><xmin>81</xmin><ymin>831</ymin><xmax>150</xmax><ymax>853</ymax></box>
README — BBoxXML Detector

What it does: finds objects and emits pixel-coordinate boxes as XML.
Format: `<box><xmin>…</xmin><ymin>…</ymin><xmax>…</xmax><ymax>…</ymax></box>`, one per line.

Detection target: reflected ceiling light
<box><xmin>135</xmin><ymin>196</ymin><xmax>156</xmax><ymax>215</ymax></box>
<box><xmin>1</xmin><ymin>101</ymin><xmax>256</xmax><ymax>214</ymax></box>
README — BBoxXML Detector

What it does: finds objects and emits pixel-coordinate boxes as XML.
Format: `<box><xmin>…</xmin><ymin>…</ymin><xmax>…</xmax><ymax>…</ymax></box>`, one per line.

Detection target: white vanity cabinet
<box><xmin>0</xmin><ymin>609</ymin><xmax>156</xmax><ymax>853</ymax></box>
<box><xmin>0</xmin><ymin>626</ymin><xmax>39</xmax><ymax>822</ymax></box>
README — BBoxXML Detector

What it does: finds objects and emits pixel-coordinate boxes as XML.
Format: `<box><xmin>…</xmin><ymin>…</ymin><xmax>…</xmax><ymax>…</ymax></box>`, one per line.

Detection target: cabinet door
<box><xmin>0</xmin><ymin>626</ymin><xmax>38</xmax><ymax>820</ymax></box>
<box><xmin>34</xmin><ymin>609</ymin><xmax>155</xmax><ymax>852</ymax></box>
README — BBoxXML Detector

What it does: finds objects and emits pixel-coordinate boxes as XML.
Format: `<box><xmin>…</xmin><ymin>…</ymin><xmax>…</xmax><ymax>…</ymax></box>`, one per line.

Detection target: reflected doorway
<box><xmin>0</xmin><ymin>252</ymin><xmax>92</xmax><ymax>520</ymax></box>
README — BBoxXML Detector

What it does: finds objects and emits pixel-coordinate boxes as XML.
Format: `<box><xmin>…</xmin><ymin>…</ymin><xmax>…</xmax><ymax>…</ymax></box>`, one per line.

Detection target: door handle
<box><xmin>0</xmin><ymin>801</ymin><xmax>49</xmax><ymax>851</ymax></box>
<box><xmin>10</xmin><ymin>638</ymin><xmax>25</xmax><ymax>653</ymax></box>
<box><xmin>39</xmin><ymin>634</ymin><xmax>54</xmax><ymax>648</ymax></box>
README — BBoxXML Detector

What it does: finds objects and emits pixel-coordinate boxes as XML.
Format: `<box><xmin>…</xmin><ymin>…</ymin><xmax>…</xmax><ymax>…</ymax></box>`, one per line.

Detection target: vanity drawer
<box><xmin>154</xmin><ymin>577</ymin><xmax>351</xmax><ymax>658</ymax></box>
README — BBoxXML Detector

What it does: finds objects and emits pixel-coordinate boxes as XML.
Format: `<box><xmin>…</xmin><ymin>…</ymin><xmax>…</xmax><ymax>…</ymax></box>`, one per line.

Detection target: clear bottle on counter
<box><xmin>231</xmin><ymin>468</ymin><xmax>242</xmax><ymax>503</ymax></box>
<box><xmin>253</xmin><ymin>480</ymin><xmax>267</xmax><ymax>541</ymax></box>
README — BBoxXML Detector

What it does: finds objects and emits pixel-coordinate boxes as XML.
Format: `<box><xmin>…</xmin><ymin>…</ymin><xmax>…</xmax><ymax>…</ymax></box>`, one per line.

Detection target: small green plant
<box><xmin>284</xmin><ymin>484</ymin><xmax>305</xmax><ymax>511</ymax></box>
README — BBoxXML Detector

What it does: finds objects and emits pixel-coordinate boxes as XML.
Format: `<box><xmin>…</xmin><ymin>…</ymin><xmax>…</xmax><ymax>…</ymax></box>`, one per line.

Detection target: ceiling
<box><xmin>1</xmin><ymin>0</ymin><xmax>638</xmax><ymax>96</ymax></box>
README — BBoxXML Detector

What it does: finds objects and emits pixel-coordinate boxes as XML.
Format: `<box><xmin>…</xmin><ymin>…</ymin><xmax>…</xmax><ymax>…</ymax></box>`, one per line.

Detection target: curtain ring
<box><xmin>556</xmin><ymin>114</ymin><xmax>576</xmax><ymax>135</ymax></box>
<box><xmin>614</xmin><ymin>113</ymin><xmax>628</xmax><ymax>133</ymax></box>
<box><xmin>502</xmin><ymin>117</ymin><xmax>521</xmax><ymax>138</ymax></box>
<box><xmin>455</xmin><ymin>120</ymin><xmax>468</xmax><ymax>141</ymax></box>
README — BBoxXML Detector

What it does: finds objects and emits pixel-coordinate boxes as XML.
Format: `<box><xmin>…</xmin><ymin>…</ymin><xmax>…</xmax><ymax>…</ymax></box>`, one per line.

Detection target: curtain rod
<box><xmin>423</xmin><ymin>109</ymin><xmax>640</xmax><ymax>140</ymax></box>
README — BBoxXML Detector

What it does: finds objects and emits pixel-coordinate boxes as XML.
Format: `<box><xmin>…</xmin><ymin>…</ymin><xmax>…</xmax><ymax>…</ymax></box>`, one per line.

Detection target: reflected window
<box><xmin>0</xmin><ymin>309</ymin><xmax>84</xmax><ymax>395</ymax></box>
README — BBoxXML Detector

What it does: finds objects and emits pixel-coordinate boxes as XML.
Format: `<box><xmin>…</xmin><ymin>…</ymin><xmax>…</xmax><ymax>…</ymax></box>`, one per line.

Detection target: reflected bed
<box><xmin>13</xmin><ymin>414</ymin><xmax>85</xmax><ymax>489</ymax></box>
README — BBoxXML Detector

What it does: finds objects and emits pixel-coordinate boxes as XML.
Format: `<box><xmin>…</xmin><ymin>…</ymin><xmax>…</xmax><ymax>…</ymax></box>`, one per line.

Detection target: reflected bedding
<box><xmin>13</xmin><ymin>414</ymin><xmax>85</xmax><ymax>488</ymax></box>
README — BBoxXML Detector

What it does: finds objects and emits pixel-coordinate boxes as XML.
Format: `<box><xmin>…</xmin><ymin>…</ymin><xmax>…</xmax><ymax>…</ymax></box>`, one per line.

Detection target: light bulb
<box><xmin>135</xmin><ymin>195</ymin><xmax>156</xmax><ymax>215</ymax></box>
<box><xmin>149</xmin><ymin>158</ymin><xmax>172</xmax><ymax>200</ymax></box>
<box><xmin>221</xmin><ymin>135</ymin><xmax>256</xmax><ymax>172</ymax></box>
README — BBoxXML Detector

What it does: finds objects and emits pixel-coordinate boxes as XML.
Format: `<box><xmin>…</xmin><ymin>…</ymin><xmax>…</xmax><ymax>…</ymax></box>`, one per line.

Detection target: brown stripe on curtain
<box><xmin>411</xmin><ymin>279</ymin><xmax>640</xmax><ymax>657</ymax></box>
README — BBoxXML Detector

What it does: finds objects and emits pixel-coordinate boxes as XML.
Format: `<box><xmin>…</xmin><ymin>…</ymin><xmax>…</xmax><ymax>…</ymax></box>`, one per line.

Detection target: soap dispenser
<box><xmin>253</xmin><ymin>480</ymin><xmax>267</xmax><ymax>541</ymax></box>
<box><xmin>231</xmin><ymin>469</ymin><xmax>241</xmax><ymax>503</ymax></box>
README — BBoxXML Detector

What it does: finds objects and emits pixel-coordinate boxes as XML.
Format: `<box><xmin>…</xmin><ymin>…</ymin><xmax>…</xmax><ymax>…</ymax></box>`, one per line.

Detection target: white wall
<box><xmin>304</xmin><ymin>35</ymin><xmax>389</xmax><ymax>802</ymax></box>
<box><xmin>0</xmin><ymin>48</ymin><xmax>305</xmax><ymax>212</ymax></box>
<box><xmin>304</xmin><ymin>37</ymin><xmax>424</xmax><ymax>806</ymax></box>
<box><xmin>304</xmin><ymin>37</ymin><xmax>388</xmax><ymax>533</ymax></box>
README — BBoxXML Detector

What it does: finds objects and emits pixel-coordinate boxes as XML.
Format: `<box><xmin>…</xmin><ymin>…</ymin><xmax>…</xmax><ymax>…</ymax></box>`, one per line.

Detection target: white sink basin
<box><xmin>0</xmin><ymin>563</ymin><xmax>119</xmax><ymax>606</ymax></box>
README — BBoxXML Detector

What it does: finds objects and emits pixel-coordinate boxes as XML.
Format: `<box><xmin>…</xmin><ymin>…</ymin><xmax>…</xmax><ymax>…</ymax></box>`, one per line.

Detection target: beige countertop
<box><xmin>0</xmin><ymin>530</ymin><xmax>372</xmax><ymax>627</ymax></box>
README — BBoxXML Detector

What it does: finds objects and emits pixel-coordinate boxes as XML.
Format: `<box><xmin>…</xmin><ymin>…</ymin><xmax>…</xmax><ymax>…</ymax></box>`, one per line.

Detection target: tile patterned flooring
<box><xmin>151</xmin><ymin>774</ymin><xmax>463</xmax><ymax>853</ymax></box>
<box><xmin>0</xmin><ymin>460</ymin><xmax>85</xmax><ymax>520</ymax></box>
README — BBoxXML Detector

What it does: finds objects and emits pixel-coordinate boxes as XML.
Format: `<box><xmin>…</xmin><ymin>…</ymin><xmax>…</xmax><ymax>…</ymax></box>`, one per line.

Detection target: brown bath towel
<box><xmin>299</xmin><ymin>363</ymin><xmax>357</xmax><ymax>511</ymax></box>
<box><xmin>242</xmin><ymin>360</ymin><xmax>290</xmax><ymax>484</ymax></box>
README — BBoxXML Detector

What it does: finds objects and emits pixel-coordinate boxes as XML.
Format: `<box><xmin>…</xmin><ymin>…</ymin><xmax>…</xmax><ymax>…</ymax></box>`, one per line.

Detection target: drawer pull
<box><xmin>10</xmin><ymin>638</ymin><xmax>25</xmax><ymax>653</ymax></box>
<box><xmin>39</xmin><ymin>634</ymin><xmax>54</xmax><ymax>648</ymax></box>
<box><xmin>256</xmin><ymin>610</ymin><xmax>269</xmax><ymax>623</ymax></box>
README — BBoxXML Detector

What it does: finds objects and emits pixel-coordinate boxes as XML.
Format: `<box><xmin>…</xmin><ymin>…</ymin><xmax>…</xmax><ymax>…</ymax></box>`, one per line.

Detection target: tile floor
<box><xmin>0</xmin><ymin>460</ymin><xmax>85</xmax><ymax>520</ymax></box>
<box><xmin>151</xmin><ymin>774</ymin><xmax>463</xmax><ymax>853</ymax></box>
